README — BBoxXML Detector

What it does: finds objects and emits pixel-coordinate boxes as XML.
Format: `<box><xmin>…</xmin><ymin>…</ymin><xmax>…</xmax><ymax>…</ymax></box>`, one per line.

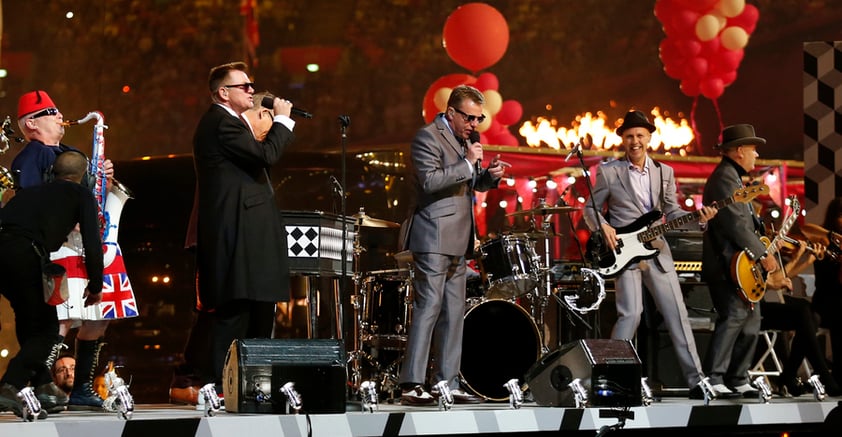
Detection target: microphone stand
<box><xmin>337</xmin><ymin>115</ymin><xmax>351</xmax><ymax>342</ymax></box>
<box><xmin>574</xmin><ymin>144</ymin><xmax>608</xmax><ymax>268</ymax></box>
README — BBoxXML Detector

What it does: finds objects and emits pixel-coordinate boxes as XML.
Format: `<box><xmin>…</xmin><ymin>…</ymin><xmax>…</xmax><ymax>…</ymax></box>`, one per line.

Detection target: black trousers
<box><xmin>0</xmin><ymin>234</ymin><xmax>60</xmax><ymax>389</ymax></box>
<box><xmin>206</xmin><ymin>299</ymin><xmax>276</xmax><ymax>389</ymax></box>
<box><xmin>760</xmin><ymin>296</ymin><xmax>830</xmax><ymax>380</ymax></box>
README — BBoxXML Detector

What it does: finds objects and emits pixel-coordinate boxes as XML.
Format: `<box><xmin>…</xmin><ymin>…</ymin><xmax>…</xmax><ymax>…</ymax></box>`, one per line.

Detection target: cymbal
<box><xmin>511</xmin><ymin>231</ymin><xmax>566</xmax><ymax>239</ymax></box>
<box><xmin>353</xmin><ymin>211</ymin><xmax>400</xmax><ymax>228</ymax></box>
<box><xmin>506</xmin><ymin>206</ymin><xmax>580</xmax><ymax>217</ymax></box>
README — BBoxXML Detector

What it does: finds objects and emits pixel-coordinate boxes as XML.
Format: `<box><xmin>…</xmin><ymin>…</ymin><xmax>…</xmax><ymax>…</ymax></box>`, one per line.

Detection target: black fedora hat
<box><xmin>716</xmin><ymin>124</ymin><xmax>766</xmax><ymax>150</ymax></box>
<box><xmin>615</xmin><ymin>110</ymin><xmax>656</xmax><ymax>136</ymax></box>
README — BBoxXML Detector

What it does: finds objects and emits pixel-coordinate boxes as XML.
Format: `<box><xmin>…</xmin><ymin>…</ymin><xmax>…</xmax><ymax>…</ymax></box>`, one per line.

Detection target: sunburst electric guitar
<box><xmin>731</xmin><ymin>196</ymin><xmax>800</xmax><ymax>303</ymax></box>
<box><xmin>588</xmin><ymin>184</ymin><xmax>770</xmax><ymax>277</ymax></box>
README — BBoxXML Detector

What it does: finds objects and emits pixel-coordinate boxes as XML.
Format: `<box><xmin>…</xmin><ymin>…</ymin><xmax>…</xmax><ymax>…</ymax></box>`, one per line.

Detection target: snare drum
<box><xmin>460</xmin><ymin>300</ymin><xmax>541</xmax><ymax>401</ymax></box>
<box><xmin>479</xmin><ymin>235</ymin><xmax>541</xmax><ymax>299</ymax></box>
<box><xmin>361</xmin><ymin>269</ymin><xmax>412</xmax><ymax>350</ymax></box>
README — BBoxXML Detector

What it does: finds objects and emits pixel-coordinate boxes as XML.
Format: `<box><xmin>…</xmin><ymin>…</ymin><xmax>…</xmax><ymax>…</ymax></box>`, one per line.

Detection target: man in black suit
<box><xmin>191</xmin><ymin>61</ymin><xmax>296</xmax><ymax>395</ymax></box>
<box><xmin>702</xmin><ymin>124</ymin><xmax>779</xmax><ymax>398</ymax></box>
<box><xmin>0</xmin><ymin>151</ymin><xmax>103</xmax><ymax>418</ymax></box>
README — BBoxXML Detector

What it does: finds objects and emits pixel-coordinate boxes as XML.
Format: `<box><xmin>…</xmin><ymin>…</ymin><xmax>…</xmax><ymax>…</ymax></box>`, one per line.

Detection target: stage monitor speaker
<box><xmin>524</xmin><ymin>339</ymin><xmax>642</xmax><ymax>407</ymax></box>
<box><xmin>223</xmin><ymin>338</ymin><xmax>345</xmax><ymax>414</ymax></box>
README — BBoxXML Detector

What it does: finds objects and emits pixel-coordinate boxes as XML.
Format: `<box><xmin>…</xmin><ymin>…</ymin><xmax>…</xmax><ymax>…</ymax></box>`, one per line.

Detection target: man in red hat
<box><xmin>10</xmin><ymin>90</ymin><xmax>118</xmax><ymax>412</ymax></box>
<box><xmin>584</xmin><ymin>110</ymin><xmax>717</xmax><ymax>399</ymax></box>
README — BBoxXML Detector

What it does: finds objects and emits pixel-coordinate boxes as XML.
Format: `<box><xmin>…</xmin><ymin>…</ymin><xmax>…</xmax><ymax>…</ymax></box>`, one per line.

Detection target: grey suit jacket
<box><xmin>583</xmin><ymin>156</ymin><xmax>683</xmax><ymax>273</ymax></box>
<box><xmin>701</xmin><ymin>157</ymin><xmax>766</xmax><ymax>283</ymax></box>
<box><xmin>404</xmin><ymin>115</ymin><xmax>499</xmax><ymax>257</ymax></box>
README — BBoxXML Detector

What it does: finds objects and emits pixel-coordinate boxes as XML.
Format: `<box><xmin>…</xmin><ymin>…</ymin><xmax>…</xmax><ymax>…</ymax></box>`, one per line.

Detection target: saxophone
<box><xmin>0</xmin><ymin>116</ymin><xmax>19</xmax><ymax>190</ymax></box>
<box><xmin>63</xmin><ymin>112</ymin><xmax>133</xmax><ymax>267</ymax></box>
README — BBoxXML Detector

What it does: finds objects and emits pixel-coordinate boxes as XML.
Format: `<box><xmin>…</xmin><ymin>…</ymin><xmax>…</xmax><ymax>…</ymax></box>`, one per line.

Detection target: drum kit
<box><xmin>347</xmin><ymin>202</ymin><xmax>602</xmax><ymax>403</ymax></box>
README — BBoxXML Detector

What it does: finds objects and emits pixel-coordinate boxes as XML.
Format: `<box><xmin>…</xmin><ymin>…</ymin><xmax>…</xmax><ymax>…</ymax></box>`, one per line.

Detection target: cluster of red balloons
<box><xmin>420</xmin><ymin>3</ymin><xmax>524</xmax><ymax>146</ymax></box>
<box><xmin>656</xmin><ymin>0</ymin><xmax>759</xmax><ymax>100</ymax></box>
<box><xmin>422</xmin><ymin>72</ymin><xmax>524</xmax><ymax>146</ymax></box>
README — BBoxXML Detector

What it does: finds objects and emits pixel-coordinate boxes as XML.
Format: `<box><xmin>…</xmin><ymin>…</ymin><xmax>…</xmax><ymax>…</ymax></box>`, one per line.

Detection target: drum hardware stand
<box><xmin>434</xmin><ymin>380</ymin><xmax>454</xmax><ymax>411</ymax></box>
<box><xmin>360</xmin><ymin>380</ymin><xmax>379</xmax><ymax>412</ymax></box>
<box><xmin>569</xmin><ymin>378</ymin><xmax>588</xmax><ymax>408</ymax></box>
<box><xmin>640</xmin><ymin>377</ymin><xmax>654</xmax><ymax>406</ymax></box>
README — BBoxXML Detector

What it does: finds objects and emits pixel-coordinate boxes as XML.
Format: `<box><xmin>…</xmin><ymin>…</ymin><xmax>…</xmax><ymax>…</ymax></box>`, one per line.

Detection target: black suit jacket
<box><xmin>192</xmin><ymin>104</ymin><xmax>294</xmax><ymax>309</ymax></box>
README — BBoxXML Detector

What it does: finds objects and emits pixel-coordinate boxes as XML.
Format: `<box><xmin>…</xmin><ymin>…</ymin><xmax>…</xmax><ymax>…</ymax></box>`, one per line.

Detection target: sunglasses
<box><xmin>452</xmin><ymin>107</ymin><xmax>486</xmax><ymax>124</ymax></box>
<box><xmin>30</xmin><ymin>107</ymin><xmax>59</xmax><ymax>119</ymax></box>
<box><xmin>223</xmin><ymin>82</ymin><xmax>256</xmax><ymax>92</ymax></box>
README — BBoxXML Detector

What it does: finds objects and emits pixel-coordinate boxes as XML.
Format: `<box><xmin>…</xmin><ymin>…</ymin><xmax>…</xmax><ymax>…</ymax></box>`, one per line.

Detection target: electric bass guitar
<box><xmin>731</xmin><ymin>196</ymin><xmax>800</xmax><ymax>303</ymax></box>
<box><xmin>587</xmin><ymin>183</ymin><xmax>769</xmax><ymax>277</ymax></box>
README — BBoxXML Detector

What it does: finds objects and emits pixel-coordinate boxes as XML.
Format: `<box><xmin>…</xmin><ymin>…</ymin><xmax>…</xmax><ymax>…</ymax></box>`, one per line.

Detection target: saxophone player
<box><xmin>10</xmin><ymin>90</ymin><xmax>129</xmax><ymax>412</ymax></box>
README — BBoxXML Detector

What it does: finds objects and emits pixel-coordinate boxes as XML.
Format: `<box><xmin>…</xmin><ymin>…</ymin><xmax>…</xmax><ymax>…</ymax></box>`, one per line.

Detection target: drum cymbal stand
<box><xmin>529</xmin><ymin>199</ymin><xmax>553</xmax><ymax>355</ymax></box>
<box><xmin>348</xmin><ymin>227</ymin><xmax>367</xmax><ymax>395</ymax></box>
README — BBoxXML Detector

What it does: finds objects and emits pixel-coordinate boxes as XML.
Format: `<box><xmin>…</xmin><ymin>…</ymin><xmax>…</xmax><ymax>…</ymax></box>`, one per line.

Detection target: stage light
<box><xmin>546</xmin><ymin>178</ymin><xmax>558</xmax><ymax>189</ymax></box>
<box><xmin>753</xmin><ymin>376</ymin><xmax>772</xmax><ymax>404</ymax></box>
<box><xmin>499</xmin><ymin>200</ymin><xmax>508</xmax><ymax>208</ymax></box>
<box><xmin>199</xmin><ymin>383</ymin><xmax>221</xmax><ymax>417</ymax></box>
<box><xmin>434</xmin><ymin>380</ymin><xmax>453</xmax><ymax>411</ymax></box>
<box><xmin>360</xmin><ymin>380</ymin><xmax>378</xmax><ymax>413</ymax></box>
<box><xmin>306</xmin><ymin>63</ymin><xmax>320</xmax><ymax>72</ymax></box>
<box><xmin>808</xmin><ymin>375</ymin><xmax>827</xmax><ymax>401</ymax></box>
<box><xmin>527</xmin><ymin>178</ymin><xmax>537</xmax><ymax>189</ymax></box>
<box><xmin>640</xmin><ymin>377</ymin><xmax>653</xmax><ymax>406</ymax></box>
<box><xmin>505</xmin><ymin>178</ymin><xmax>515</xmax><ymax>186</ymax></box>
<box><xmin>684</xmin><ymin>197</ymin><xmax>694</xmax><ymax>208</ymax></box>
<box><xmin>698</xmin><ymin>377</ymin><xmax>717</xmax><ymax>405</ymax></box>
<box><xmin>504</xmin><ymin>378</ymin><xmax>523</xmax><ymax>409</ymax></box>
<box><xmin>280</xmin><ymin>381</ymin><xmax>303</xmax><ymax>414</ymax></box>
<box><xmin>577</xmin><ymin>196</ymin><xmax>586</xmax><ymax>204</ymax></box>
<box><xmin>770</xmin><ymin>209</ymin><xmax>781</xmax><ymax>219</ymax></box>
<box><xmin>568</xmin><ymin>378</ymin><xmax>588</xmax><ymax>408</ymax></box>
<box><xmin>567</xmin><ymin>175</ymin><xmax>576</xmax><ymax>184</ymax></box>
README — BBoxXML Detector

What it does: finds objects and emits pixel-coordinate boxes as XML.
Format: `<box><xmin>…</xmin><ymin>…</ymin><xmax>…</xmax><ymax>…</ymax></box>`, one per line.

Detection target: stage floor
<box><xmin>1</xmin><ymin>395</ymin><xmax>839</xmax><ymax>437</ymax></box>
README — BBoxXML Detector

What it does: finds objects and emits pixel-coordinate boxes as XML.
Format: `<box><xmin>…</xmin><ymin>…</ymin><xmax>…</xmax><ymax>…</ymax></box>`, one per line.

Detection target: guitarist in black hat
<box><xmin>584</xmin><ymin>110</ymin><xmax>716</xmax><ymax>399</ymax></box>
<box><xmin>702</xmin><ymin>124</ymin><xmax>779</xmax><ymax>399</ymax></box>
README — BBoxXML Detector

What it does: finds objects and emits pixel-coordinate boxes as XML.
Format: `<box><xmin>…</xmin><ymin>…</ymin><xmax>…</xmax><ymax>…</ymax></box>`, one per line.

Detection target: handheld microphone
<box><xmin>261</xmin><ymin>95</ymin><xmax>313</xmax><ymax>119</ymax></box>
<box><xmin>469</xmin><ymin>130</ymin><xmax>482</xmax><ymax>173</ymax></box>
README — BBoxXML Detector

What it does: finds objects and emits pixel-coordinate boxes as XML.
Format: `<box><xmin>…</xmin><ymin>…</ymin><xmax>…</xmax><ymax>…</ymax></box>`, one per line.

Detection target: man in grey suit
<box><xmin>584</xmin><ymin>110</ymin><xmax>715</xmax><ymax>399</ymax></box>
<box><xmin>702</xmin><ymin>124</ymin><xmax>778</xmax><ymax>398</ymax></box>
<box><xmin>399</xmin><ymin>85</ymin><xmax>508</xmax><ymax>405</ymax></box>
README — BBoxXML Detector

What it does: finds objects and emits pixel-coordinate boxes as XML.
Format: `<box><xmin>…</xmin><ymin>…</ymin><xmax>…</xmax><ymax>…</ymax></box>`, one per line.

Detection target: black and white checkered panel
<box><xmin>804</xmin><ymin>41</ymin><xmax>842</xmax><ymax>222</ymax></box>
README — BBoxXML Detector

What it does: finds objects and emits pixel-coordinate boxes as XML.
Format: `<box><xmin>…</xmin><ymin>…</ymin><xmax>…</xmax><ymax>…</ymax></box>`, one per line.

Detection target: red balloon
<box><xmin>443</xmin><ymin>3</ymin><xmax>510</xmax><ymax>72</ymax></box>
<box><xmin>728</xmin><ymin>4</ymin><xmax>760</xmax><ymax>34</ymax></box>
<box><xmin>721</xmin><ymin>70</ymin><xmax>738</xmax><ymax>86</ymax></box>
<box><xmin>700</xmin><ymin>77</ymin><xmax>725</xmax><ymax>99</ymax></box>
<box><xmin>699</xmin><ymin>38</ymin><xmax>721</xmax><ymax>58</ymax></box>
<box><xmin>685</xmin><ymin>57</ymin><xmax>709</xmax><ymax>80</ymax></box>
<box><xmin>663</xmin><ymin>62</ymin><xmax>684</xmax><ymax>80</ymax></box>
<box><xmin>496</xmin><ymin>130</ymin><xmax>520</xmax><ymax>146</ymax></box>
<box><xmin>670</xmin><ymin>10</ymin><xmax>701</xmax><ymax>38</ymax></box>
<box><xmin>475</xmin><ymin>72</ymin><xmax>499</xmax><ymax>91</ymax></box>
<box><xmin>680</xmin><ymin>79</ymin><xmax>701</xmax><ymax>97</ymax></box>
<box><xmin>675</xmin><ymin>38</ymin><xmax>702</xmax><ymax>58</ymax></box>
<box><xmin>496</xmin><ymin>100</ymin><xmax>523</xmax><ymax>126</ymax></box>
<box><xmin>659</xmin><ymin>38</ymin><xmax>681</xmax><ymax>61</ymax></box>
<box><xmin>421</xmin><ymin>73</ymin><xmax>477</xmax><ymax>123</ymax></box>
<box><xmin>654</xmin><ymin>0</ymin><xmax>680</xmax><ymax>33</ymax></box>
<box><xmin>673</xmin><ymin>0</ymin><xmax>718</xmax><ymax>13</ymax></box>
<box><xmin>710</xmin><ymin>48</ymin><xmax>744</xmax><ymax>74</ymax></box>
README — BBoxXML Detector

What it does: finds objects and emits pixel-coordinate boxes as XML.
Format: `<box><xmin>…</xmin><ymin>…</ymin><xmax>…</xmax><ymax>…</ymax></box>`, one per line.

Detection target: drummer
<box><xmin>398</xmin><ymin>85</ymin><xmax>509</xmax><ymax>405</ymax></box>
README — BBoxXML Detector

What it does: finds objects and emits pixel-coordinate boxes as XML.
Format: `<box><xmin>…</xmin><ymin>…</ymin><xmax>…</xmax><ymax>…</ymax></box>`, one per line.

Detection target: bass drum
<box><xmin>460</xmin><ymin>300</ymin><xmax>541</xmax><ymax>401</ymax></box>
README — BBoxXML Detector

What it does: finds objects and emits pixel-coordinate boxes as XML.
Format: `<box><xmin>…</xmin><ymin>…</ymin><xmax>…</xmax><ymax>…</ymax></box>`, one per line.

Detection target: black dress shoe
<box><xmin>688</xmin><ymin>386</ymin><xmax>706</xmax><ymax>400</ymax></box>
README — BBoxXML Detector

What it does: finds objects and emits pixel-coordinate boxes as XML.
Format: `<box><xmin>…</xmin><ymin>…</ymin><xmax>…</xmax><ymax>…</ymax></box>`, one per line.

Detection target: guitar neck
<box><xmin>641</xmin><ymin>196</ymin><xmax>736</xmax><ymax>242</ymax></box>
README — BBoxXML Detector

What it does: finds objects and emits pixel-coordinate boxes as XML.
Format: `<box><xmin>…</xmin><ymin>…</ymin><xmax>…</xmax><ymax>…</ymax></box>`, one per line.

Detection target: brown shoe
<box><xmin>400</xmin><ymin>385</ymin><xmax>435</xmax><ymax>406</ymax></box>
<box><xmin>450</xmin><ymin>389</ymin><xmax>483</xmax><ymax>404</ymax></box>
<box><xmin>170</xmin><ymin>386</ymin><xmax>200</xmax><ymax>405</ymax></box>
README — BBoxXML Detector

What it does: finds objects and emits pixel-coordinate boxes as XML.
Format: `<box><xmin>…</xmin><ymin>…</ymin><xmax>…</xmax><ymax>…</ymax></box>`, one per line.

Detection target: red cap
<box><xmin>18</xmin><ymin>90</ymin><xmax>57</xmax><ymax>119</ymax></box>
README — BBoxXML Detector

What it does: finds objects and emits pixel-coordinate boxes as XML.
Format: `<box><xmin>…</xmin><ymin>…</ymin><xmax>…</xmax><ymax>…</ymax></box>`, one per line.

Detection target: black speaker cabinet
<box><xmin>223</xmin><ymin>338</ymin><xmax>345</xmax><ymax>414</ymax></box>
<box><xmin>524</xmin><ymin>339</ymin><xmax>642</xmax><ymax>407</ymax></box>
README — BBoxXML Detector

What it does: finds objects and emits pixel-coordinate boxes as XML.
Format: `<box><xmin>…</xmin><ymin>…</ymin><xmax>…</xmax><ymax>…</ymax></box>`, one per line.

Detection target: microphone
<box><xmin>469</xmin><ymin>130</ymin><xmax>482</xmax><ymax>174</ymax></box>
<box><xmin>261</xmin><ymin>95</ymin><xmax>313</xmax><ymax>119</ymax></box>
<box><xmin>564</xmin><ymin>139</ymin><xmax>581</xmax><ymax>162</ymax></box>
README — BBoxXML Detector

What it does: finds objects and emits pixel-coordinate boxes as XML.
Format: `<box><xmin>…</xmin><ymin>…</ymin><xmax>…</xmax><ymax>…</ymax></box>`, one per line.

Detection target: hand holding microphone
<box><xmin>260</xmin><ymin>94</ymin><xmax>313</xmax><ymax>119</ymax></box>
<box><xmin>468</xmin><ymin>130</ymin><xmax>482</xmax><ymax>174</ymax></box>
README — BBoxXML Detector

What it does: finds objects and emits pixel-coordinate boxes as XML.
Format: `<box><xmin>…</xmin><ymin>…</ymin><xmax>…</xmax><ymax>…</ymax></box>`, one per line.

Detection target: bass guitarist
<box><xmin>701</xmin><ymin>124</ymin><xmax>778</xmax><ymax>399</ymax></box>
<box><xmin>584</xmin><ymin>110</ymin><xmax>716</xmax><ymax>399</ymax></box>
